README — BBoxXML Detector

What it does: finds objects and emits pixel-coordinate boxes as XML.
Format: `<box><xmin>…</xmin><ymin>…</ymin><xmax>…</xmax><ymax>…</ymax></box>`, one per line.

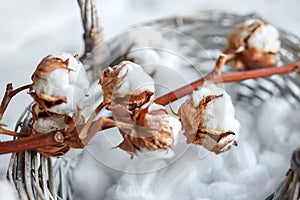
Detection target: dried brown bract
<box><xmin>100</xmin><ymin>61</ymin><xmax>155</xmax><ymax>110</ymax></box>
<box><xmin>31</xmin><ymin>55</ymin><xmax>71</xmax><ymax>82</ymax></box>
<box><xmin>30</xmin><ymin>56</ymin><xmax>71</xmax><ymax>110</ymax></box>
<box><xmin>224</xmin><ymin>19</ymin><xmax>280</xmax><ymax>70</ymax></box>
<box><xmin>111</xmin><ymin>103</ymin><xmax>179</xmax><ymax>158</ymax></box>
<box><xmin>29</xmin><ymin>104</ymin><xmax>85</xmax><ymax>157</ymax></box>
<box><xmin>178</xmin><ymin>84</ymin><xmax>239</xmax><ymax>154</ymax></box>
<box><xmin>99</xmin><ymin>62</ymin><xmax>127</xmax><ymax>107</ymax></box>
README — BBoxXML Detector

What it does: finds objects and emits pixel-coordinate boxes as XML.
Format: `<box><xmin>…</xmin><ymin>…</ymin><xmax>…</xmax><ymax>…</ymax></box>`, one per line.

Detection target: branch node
<box><xmin>54</xmin><ymin>132</ymin><xmax>64</xmax><ymax>143</ymax></box>
<box><xmin>213</xmin><ymin>54</ymin><xmax>228</xmax><ymax>76</ymax></box>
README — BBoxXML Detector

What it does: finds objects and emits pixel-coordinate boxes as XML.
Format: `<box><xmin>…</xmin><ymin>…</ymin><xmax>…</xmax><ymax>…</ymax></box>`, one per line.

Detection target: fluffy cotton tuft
<box><xmin>120</xmin><ymin>29</ymin><xmax>184</xmax><ymax>76</ymax></box>
<box><xmin>116</xmin><ymin>61</ymin><xmax>155</xmax><ymax>95</ymax></box>
<box><xmin>32</xmin><ymin>52</ymin><xmax>89</xmax><ymax>114</ymax></box>
<box><xmin>247</xmin><ymin>24</ymin><xmax>280</xmax><ymax>52</ymax></box>
<box><xmin>192</xmin><ymin>83</ymin><xmax>240</xmax><ymax>134</ymax></box>
<box><xmin>33</xmin><ymin>117</ymin><xmax>68</xmax><ymax>134</ymax></box>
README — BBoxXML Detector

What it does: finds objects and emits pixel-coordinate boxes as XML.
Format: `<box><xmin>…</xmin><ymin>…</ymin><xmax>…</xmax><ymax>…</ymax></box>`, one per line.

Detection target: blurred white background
<box><xmin>0</xmin><ymin>0</ymin><xmax>299</xmax><ymax>184</ymax></box>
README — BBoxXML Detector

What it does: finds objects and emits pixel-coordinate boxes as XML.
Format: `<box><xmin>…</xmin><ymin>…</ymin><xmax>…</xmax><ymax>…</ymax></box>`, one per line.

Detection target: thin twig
<box><xmin>79</xmin><ymin>102</ymin><xmax>106</xmax><ymax>145</ymax></box>
<box><xmin>0</xmin><ymin>83</ymin><xmax>31</xmax><ymax>120</ymax></box>
<box><xmin>0</xmin><ymin>126</ymin><xmax>27</xmax><ymax>137</ymax></box>
<box><xmin>154</xmin><ymin>60</ymin><xmax>300</xmax><ymax>106</ymax></box>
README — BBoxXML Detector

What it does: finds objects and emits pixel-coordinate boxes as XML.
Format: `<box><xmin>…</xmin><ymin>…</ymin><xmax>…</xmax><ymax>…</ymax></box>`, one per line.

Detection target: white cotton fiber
<box><xmin>120</xmin><ymin>28</ymin><xmax>179</xmax><ymax>75</ymax></box>
<box><xmin>33</xmin><ymin>68</ymin><xmax>69</xmax><ymax>97</ymax></box>
<box><xmin>116</xmin><ymin>61</ymin><xmax>155</xmax><ymax>96</ymax></box>
<box><xmin>247</xmin><ymin>24</ymin><xmax>280</xmax><ymax>52</ymax></box>
<box><xmin>32</xmin><ymin>106</ymin><xmax>69</xmax><ymax>133</ymax></box>
<box><xmin>33</xmin><ymin>117</ymin><xmax>67</xmax><ymax>134</ymax></box>
<box><xmin>192</xmin><ymin>83</ymin><xmax>240</xmax><ymax>135</ymax></box>
<box><xmin>32</xmin><ymin>52</ymin><xmax>90</xmax><ymax>114</ymax></box>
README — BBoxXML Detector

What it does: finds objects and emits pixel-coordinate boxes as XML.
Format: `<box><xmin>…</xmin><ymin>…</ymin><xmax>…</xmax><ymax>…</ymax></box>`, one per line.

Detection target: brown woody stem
<box><xmin>0</xmin><ymin>132</ymin><xmax>58</xmax><ymax>155</ymax></box>
<box><xmin>0</xmin><ymin>119</ymin><xmax>109</xmax><ymax>155</ymax></box>
<box><xmin>0</xmin><ymin>83</ymin><xmax>31</xmax><ymax>120</ymax></box>
<box><xmin>154</xmin><ymin>60</ymin><xmax>300</xmax><ymax>106</ymax></box>
<box><xmin>212</xmin><ymin>54</ymin><xmax>228</xmax><ymax>75</ymax></box>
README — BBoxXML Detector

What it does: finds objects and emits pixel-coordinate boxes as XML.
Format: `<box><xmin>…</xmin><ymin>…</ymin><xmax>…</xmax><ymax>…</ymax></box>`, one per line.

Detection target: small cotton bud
<box><xmin>100</xmin><ymin>61</ymin><xmax>155</xmax><ymax>110</ymax></box>
<box><xmin>32</xmin><ymin>105</ymin><xmax>69</xmax><ymax>134</ymax></box>
<box><xmin>30</xmin><ymin>105</ymin><xmax>71</xmax><ymax>157</ymax></box>
<box><xmin>30</xmin><ymin>52</ymin><xmax>89</xmax><ymax>114</ymax></box>
<box><xmin>178</xmin><ymin>83</ymin><xmax>240</xmax><ymax>154</ymax></box>
<box><xmin>113</xmin><ymin>103</ymin><xmax>181</xmax><ymax>158</ymax></box>
<box><xmin>224</xmin><ymin>19</ymin><xmax>280</xmax><ymax>70</ymax></box>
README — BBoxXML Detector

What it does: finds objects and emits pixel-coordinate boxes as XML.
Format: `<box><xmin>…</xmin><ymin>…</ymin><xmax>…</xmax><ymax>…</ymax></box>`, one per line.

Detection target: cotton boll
<box><xmin>178</xmin><ymin>83</ymin><xmax>240</xmax><ymax>154</ymax></box>
<box><xmin>0</xmin><ymin>181</ymin><xmax>17</xmax><ymax>200</ymax></box>
<box><xmin>224</xmin><ymin>19</ymin><xmax>280</xmax><ymax>69</ymax></box>
<box><xmin>247</xmin><ymin>25</ymin><xmax>280</xmax><ymax>53</ymax></box>
<box><xmin>192</xmin><ymin>83</ymin><xmax>240</xmax><ymax>134</ymax></box>
<box><xmin>31</xmin><ymin>52</ymin><xmax>90</xmax><ymax>114</ymax></box>
<box><xmin>115</xmin><ymin>102</ymin><xmax>181</xmax><ymax>158</ymax></box>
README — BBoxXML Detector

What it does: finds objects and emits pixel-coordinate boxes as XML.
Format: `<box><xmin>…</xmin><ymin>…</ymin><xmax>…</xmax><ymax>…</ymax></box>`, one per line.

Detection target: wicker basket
<box><xmin>4</xmin><ymin>2</ymin><xmax>300</xmax><ymax>200</ymax></box>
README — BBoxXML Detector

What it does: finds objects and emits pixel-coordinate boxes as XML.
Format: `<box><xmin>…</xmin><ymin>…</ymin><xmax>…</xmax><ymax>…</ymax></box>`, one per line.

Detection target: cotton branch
<box><xmin>0</xmin><ymin>57</ymin><xmax>299</xmax><ymax>155</ymax></box>
<box><xmin>0</xmin><ymin>118</ymin><xmax>112</xmax><ymax>155</ymax></box>
<box><xmin>0</xmin><ymin>132</ymin><xmax>58</xmax><ymax>155</ymax></box>
<box><xmin>154</xmin><ymin>59</ymin><xmax>300</xmax><ymax>106</ymax></box>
